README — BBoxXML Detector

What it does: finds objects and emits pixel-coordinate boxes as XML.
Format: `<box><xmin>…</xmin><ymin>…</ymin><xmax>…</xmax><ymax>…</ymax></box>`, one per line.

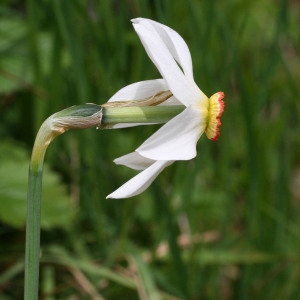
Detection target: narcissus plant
<box><xmin>24</xmin><ymin>18</ymin><xmax>224</xmax><ymax>300</ymax></box>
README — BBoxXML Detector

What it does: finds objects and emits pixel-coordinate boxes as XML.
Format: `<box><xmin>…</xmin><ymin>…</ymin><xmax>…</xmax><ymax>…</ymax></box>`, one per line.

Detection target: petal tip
<box><xmin>106</xmin><ymin>193</ymin><xmax>121</xmax><ymax>199</ymax></box>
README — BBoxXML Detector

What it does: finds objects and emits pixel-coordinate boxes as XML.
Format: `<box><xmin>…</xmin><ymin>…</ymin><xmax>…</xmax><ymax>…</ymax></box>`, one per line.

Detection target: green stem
<box><xmin>23</xmin><ymin>102</ymin><xmax>184</xmax><ymax>299</ymax></box>
<box><xmin>24</xmin><ymin>104</ymin><xmax>102</xmax><ymax>300</ymax></box>
<box><xmin>24</xmin><ymin>165</ymin><xmax>43</xmax><ymax>300</ymax></box>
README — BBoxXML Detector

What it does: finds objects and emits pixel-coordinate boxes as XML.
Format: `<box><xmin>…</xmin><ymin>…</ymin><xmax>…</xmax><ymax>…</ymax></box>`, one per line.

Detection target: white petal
<box><xmin>106</xmin><ymin>78</ymin><xmax>180</xmax><ymax>128</ymax></box>
<box><xmin>107</xmin><ymin>160</ymin><xmax>173</xmax><ymax>199</ymax></box>
<box><xmin>132</xmin><ymin>19</ymin><xmax>201</xmax><ymax>107</ymax></box>
<box><xmin>132</xmin><ymin>18</ymin><xmax>194</xmax><ymax>80</ymax></box>
<box><xmin>137</xmin><ymin>106</ymin><xmax>206</xmax><ymax>161</ymax></box>
<box><xmin>158</xmin><ymin>95</ymin><xmax>181</xmax><ymax>106</ymax></box>
<box><xmin>114</xmin><ymin>152</ymin><xmax>155</xmax><ymax>170</ymax></box>
<box><xmin>108</xmin><ymin>79</ymin><xmax>168</xmax><ymax>102</ymax></box>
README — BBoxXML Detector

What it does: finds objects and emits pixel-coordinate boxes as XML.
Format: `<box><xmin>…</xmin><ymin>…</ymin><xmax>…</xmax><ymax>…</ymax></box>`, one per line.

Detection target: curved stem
<box><xmin>24</xmin><ymin>104</ymin><xmax>102</xmax><ymax>300</ymax></box>
<box><xmin>23</xmin><ymin>102</ymin><xmax>183</xmax><ymax>299</ymax></box>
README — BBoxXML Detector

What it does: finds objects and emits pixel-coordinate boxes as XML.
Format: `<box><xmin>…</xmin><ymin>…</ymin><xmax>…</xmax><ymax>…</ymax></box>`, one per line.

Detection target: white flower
<box><xmin>107</xmin><ymin>18</ymin><xmax>224</xmax><ymax>199</ymax></box>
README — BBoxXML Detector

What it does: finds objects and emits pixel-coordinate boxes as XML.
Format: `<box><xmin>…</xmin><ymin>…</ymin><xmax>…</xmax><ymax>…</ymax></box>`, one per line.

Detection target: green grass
<box><xmin>0</xmin><ymin>0</ymin><xmax>300</xmax><ymax>299</ymax></box>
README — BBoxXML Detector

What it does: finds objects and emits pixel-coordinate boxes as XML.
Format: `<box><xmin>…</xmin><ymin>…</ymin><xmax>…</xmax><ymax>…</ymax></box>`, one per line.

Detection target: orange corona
<box><xmin>205</xmin><ymin>92</ymin><xmax>225</xmax><ymax>141</ymax></box>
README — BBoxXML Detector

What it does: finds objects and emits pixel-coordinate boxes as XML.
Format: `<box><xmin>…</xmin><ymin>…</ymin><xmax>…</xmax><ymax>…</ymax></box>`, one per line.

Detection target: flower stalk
<box><xmin>24</xmin><ymin>101</ymin><xmax>184</xmax><ymax>299</ymax></box>
<box><xmin>25</xmin><ymin>104</ymin><xmax>102</xmax><ymax>300</ymax></box>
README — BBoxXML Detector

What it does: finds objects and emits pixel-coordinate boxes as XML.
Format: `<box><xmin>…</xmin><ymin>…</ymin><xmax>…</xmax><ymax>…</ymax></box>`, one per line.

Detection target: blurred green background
<box><xmin>1</xmin><ymin>0</ymin><xmax>300</xmax><ymax>299</ymax></box>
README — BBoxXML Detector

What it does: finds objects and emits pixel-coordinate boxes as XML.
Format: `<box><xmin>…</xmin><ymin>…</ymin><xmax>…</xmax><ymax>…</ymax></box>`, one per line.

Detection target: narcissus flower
<box><xmin>107</xmin><ymin>18</ymin><xmax>224</xmax><ymax>199</ymax></box>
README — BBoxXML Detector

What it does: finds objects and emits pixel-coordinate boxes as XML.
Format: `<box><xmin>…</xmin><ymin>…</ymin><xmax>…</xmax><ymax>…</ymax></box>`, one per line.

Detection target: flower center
<box><xmin>205</xmin><ymin>92</ymin><xmax>225</xmax><ymax>141</ymax></box>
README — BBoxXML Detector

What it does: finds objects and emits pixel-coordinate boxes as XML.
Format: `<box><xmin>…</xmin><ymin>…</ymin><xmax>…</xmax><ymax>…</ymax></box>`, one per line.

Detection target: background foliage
<box><xmin>0</xmin><ymin>0</ymin><xmax>300</xmax><ymax>299</ymax></box>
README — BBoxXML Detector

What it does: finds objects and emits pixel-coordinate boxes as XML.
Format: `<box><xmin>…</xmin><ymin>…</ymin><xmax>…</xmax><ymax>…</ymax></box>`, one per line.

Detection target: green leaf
<box><xmin>0</xmin><ymin>140</ymin><xmax>75</xmax><ymax>229</ymax></box>
<box><xmin>131</xmin><ymin>253</ymin><xmax>161</xmax><ymax>300</ymax></box>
